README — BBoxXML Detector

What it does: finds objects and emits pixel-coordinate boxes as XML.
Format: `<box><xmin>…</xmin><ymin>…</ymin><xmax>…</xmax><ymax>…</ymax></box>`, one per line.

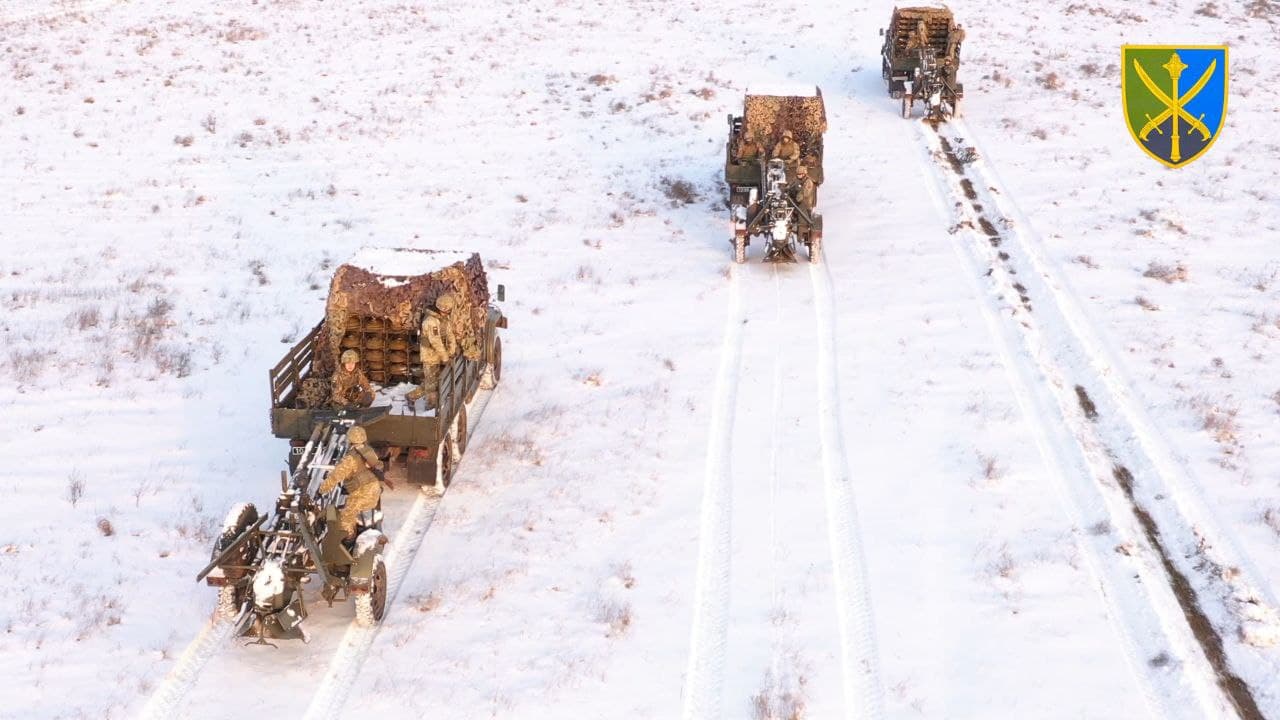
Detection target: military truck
<box><xmin>269</xmin><ymin>248</ymin><xmax>506</xmax><ymax>488</ymax></box>
<box><xmin>880</xmin><ymin>5</ymin><xmax>965</xmax><ymax>119</ymax></box>
<box><xmin>724</xmin><ymin>86</ymin><xmax>826</xmax><ymax>263</ymax></box>
<box><xmin>200</xmin><ymin>248</ymin><xmax>508</xmax><ymax>642</ymax></box>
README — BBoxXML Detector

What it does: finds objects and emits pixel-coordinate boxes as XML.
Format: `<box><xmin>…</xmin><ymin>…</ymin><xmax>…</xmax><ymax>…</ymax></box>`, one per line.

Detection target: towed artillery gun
<box><xmin>199</xmin><ymin>248</ymin><xmax>508</xmax><ymax>643</ymax></box>
<box><xmin>880</xmin><ymin>5</ymin><xmax>965</xmax><ymax>120</ymax></box>
<box><xmin>197</xmin><ymin>414</ymin><xmax>391</xmax><ymax>643</ymax></box>
<box><xmin>724</xmin><ymin>86</ymin><xmax>826</xmax><ymax>264</ymax></box>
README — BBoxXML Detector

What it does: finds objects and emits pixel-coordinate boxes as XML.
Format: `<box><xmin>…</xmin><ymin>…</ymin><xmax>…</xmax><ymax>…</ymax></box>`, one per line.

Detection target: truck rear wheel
<box><xmin>437</xmin><ymin>433</ymin><xmax>457</xmax><ymax>489</ymax></box>
<box><xmin>455</xmin><ymin>405</ymin><xmax>468</xmax><ymax>456</ymax></box>
<box><xmin>354</xmin><ymin>556</ymin><xmax>387</xmax><ymax>627</ymax></box>
<box><xmin>480</xmin><ymin>336</ymin><xmax>502</xmax><ymax>390</ymax></box>
<box><xmin>733</xmin><ymin>232</ymin><xmax>747</xmax><ymax>264</ymax></box>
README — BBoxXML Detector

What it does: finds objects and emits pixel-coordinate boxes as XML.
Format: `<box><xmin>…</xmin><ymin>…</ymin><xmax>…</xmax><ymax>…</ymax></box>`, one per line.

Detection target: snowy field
<box><xmin>1</xmin><ymin>0</ymin><xmax>1278</xmax><ymax>718</ymax></box>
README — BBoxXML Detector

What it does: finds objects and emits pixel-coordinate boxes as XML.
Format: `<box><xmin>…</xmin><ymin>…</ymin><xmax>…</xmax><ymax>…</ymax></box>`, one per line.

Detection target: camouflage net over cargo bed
<box><xmin>316</xmin><ymin>251</ymin><xmax>489</xmax><ymax>382</ymax></box>
<box><xmin>886</xmin><ymin>6</ymin><xmax>963</xmax><ymax>57</ymax></box>
<box><xmin>742</xmin><ymin>93</ymin><xmax>828</xmax><ymax>159</ymax></box>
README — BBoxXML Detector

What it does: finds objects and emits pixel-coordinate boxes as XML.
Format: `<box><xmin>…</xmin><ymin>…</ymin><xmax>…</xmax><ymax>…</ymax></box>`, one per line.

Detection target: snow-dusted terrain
<box><xmin>2</xmin><ymin>0</ymin><xmax>1278</xmax><ymax>718</ymax></box>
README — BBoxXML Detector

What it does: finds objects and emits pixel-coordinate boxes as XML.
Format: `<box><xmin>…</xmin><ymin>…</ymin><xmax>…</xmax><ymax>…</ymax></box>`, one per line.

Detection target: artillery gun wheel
<box><xmin>217</xmin><ymin>586</ymin><xmax>241</xmax><ymax>620</ymax></box>
<box><xmin>210</xmin><ymin>503</ymin><xmax>258</xmax><ymax>620</ymax></box>
<box><xmin>354</xmin><ymin>555</ymin><xmax>388</xmax><ymax>627</ymax></box>
<box><xmin>901</xmin><ymin>94</ymin><xmax>912</xmax><ymax>119</ymax></box>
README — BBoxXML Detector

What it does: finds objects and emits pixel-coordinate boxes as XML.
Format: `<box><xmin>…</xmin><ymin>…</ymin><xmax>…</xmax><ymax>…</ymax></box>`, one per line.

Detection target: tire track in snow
<box><xmin>301</xmin><ymin>491</ymin><xmax>443</xmax><ymax>720</ymax></box>
<box><xmin>681</xmin><ymin>265</ymin><xmax>745</xmax><ymax>720</ymax></box>
<box><xmin>136</xmin><ymin>613</ymin><xmax>245</xmax><ymax>720</ymax></box>
<box><xmin>809</xmin><ymin>262</ymin><xmax>885</xmax><ymax>720</ymax></box>
<box><xmin>953</xmin><ymin>116</ymin><xmax>1280</xmax><ymax>627</ymax></box>
<box><xmin>948</xmin><ymin>118</ymin><xmax>1277</xmax><ymax>718</ymax></box>
<box><xmin>302</xmin><ymin>388</ymin><xmax>494</xmax><ymax>720</ymax></box>
<box><xmin>915</xmin><ymin>118</ymin><xmax>1270</xmax><ymax>719</ymax></box>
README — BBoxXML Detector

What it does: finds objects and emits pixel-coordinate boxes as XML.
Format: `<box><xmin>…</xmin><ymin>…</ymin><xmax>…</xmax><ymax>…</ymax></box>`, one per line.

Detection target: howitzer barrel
<box><xmin>196</xmin><ymin>514</ymin><xmax>270</xmax><ymax>582</ymax></box>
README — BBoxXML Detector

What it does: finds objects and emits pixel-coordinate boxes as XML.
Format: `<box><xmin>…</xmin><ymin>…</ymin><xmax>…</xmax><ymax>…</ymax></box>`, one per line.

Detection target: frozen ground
<box><xmin>1</xmin><ymin>0</ymin><xmax>1277</xmax><ymax>718</ymax></box>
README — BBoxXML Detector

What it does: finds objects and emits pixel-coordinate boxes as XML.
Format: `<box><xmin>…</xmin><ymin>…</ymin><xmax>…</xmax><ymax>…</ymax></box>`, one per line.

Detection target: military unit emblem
<box><xmin>1122</xmin><ymin>45</ymin><xmax>1228</xmax><ymax>168</ymax></box>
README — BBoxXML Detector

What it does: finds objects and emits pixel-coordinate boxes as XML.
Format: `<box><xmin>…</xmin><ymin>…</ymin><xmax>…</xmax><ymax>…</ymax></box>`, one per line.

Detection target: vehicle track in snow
<box><xmin>809</xmin><ymin>261</ymin><xmax>885</xmax><ymax>720</ymax></box>
<box><xmin>914</xmin><ymin>117</ymin><xmax>1276</xmax><ymax>720</ymax></box>
<box><xmin>136</xmin><ymin>612</ymin><xmax>245</xmax><ymax>720</ymax></box>
<box><xmin>138</xmin><ymin>390</ymin><xmax>495</xmax><ymax>720</ymax></box>
<box><xmin>683</xmin><ymin>251</ymin><xmax>882</xmax><ymax>719</ymax></box>
<box><xmin>681</xmin><ymin>265</ymin><xmax>745</xmax><ymax>720</ymax></box>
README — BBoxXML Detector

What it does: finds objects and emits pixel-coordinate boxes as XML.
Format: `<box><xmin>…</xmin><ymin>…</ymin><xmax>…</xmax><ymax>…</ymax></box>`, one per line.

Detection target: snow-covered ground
<box><xmin>1</xmin><ymin>0</ymin><xmax>1277</xmax><ymax>718</ymax></box>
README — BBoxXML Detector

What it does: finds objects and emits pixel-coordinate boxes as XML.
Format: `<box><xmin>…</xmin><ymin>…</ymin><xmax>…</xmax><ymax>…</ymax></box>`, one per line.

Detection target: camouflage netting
<box><xmin>743</xmin><ymin>93</ymin><xmax>827</xmax><ymax>152</ymax></box>
<box><xmin>315</xmin><ymin>251</ymin><xmax>489</xmax><ymax>381</ymax></box>
<box><xmin>297</xmin><ymin>377</ymin><xmax>332</xmax><ymax>409</ymax></box>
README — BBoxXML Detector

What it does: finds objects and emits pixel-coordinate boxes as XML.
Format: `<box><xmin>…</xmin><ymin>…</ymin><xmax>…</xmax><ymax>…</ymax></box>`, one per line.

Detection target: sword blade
<box><xmin>1133</xmin><ymin>58</ymin><xmax>1175</xmax><ymax>107</ymax></box>
<box><xmin>1139</xmin><ymin>108</ymin><xmax>1172</xmax><ymax>140</ymax></box>
<box><xmin>1174</xmin><ymin>107</ymin><xmax>1212</xmax><ymax>140</ymax></box>
<box><xmin>1174</xmin><ymin>59</ymin><xmax>1217</xmax><ymax>140</ymax></box>
<box><xmin>1178</xmin><ymin>59</ymin><xmax>1217</xmax><ymax>106</ymax></box>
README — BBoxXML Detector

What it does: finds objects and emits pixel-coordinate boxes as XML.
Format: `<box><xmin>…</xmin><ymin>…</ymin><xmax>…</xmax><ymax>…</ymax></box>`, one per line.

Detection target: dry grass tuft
<box><xmin>410</xmin><ymin>592</ymin><xmax>442</xmax><ymax>613</ymax></box>
<box><xmin>1143</xmin><ymin>261</ymin><xmax>1189</xmax><ymax>284</ymax></box>
<box><xmin>1187</xmin><ymin>394</ymin><xmax>1240</xmax><ymax>447</ymax></box>
<box><xmin>66</xmin><ymin>470</ymin><xmax>85</xmax><ymax>508</ymax></box>
<box><xmin>1263</xmin><ymin>508</ymin><xmax>1280</xmax><ymax>537</ymax></box>
<box><xmin>660</xmin><ymin>176</ymin><xmax>700</xmax><ymax>206</ymax></box>
<box><xmin>1246</xmin><ymin>0</ymin><xmax>1278</xmax><ymax>17</ymax></box>
<box><xmin>595</xmin><ymin>598</ymin><xmax>633</xmax><ymax>637</ymax></box>
<box><xmin>1135</xmin><ymin>296</ymin><xmax>1160</xmax><ymax>311</ymax></box>
<box><xmin>1037</xmin><ymin>72</ymin><xmax>1063</xmax><ymax>90</ymax></box>
<box><xmin>750</xmin><ymin>669</ymin><xmax>807</xmax><ymax>720</ymax></box>
<box><xmin>976</xmin><ymin>452</ymin><xmax>1003</xmax><ymax>484</ymax></box>
<box><xmin>69</xmin><ymin>305</ymin><xmax>101</xmax><ymax>330</ymax></box>
<box><xmin>9</xmin><ymin>348</ymin><xmax>49</xmax><ymax>384</ymax></box>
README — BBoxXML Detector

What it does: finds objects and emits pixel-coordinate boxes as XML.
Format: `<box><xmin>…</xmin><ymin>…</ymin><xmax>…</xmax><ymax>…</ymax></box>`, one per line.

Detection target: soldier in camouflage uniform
<box><xmin>317</xmin><ymin>425</ymin><xmax>394</xmax><ymax>538</ymax></box>
<box><xmin>771</xmin><ymin>129</ymin><xmax>801</xmax><ymax>164</ymax></box>
<box><xmin>905</xmin><ymin>19</ymin><xmax>930</xmax><ymax>51</ymax></box>
<box><xmin>331</xmin><ymin>349</ymin><xmax>374</xmax><ymax>409</ymax></box>
<box><xmin>405</xmin><ymin>293</ymin><xmax>458</xmax><ymax>409</ymax></box>
<box><xmin>790</xmin><ymin>165</ymin><xmax>817</xmax><ymax>213</ymax></box>
<box><xmin>735</xmin><ymin>132</ymin><xmax>761</xmax><ymax>163</ymax></box>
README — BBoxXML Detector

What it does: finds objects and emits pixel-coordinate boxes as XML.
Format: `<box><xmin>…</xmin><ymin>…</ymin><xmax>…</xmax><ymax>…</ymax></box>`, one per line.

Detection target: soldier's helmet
<box><xmin>436</xmin><ymin>292</ymin><xmax>458</xmax><ymax>311</ymax></box>
<box><xmin>796</xmin><ymin>165</ymin><xmax>808</xmax><ymax>176</ymax></box>
<box><xmin>348</xmin><ymin>426</ymin><xmax>368</xmax><ymax>446</ymax></box>
<box><xmin>782</xmin><ymin>129</ymin><xmax>794</xmax><ymax>139</ymax></box>
<box><xmin>341</xmin><ymin>349</ymin><xmax>359</xmax><ymax>366</ymax></box>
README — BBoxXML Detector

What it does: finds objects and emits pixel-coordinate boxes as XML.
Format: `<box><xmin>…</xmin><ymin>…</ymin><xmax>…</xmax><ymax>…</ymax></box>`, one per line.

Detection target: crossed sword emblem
<box><xmin>1135</xmin><ymin>52</ymin><xmax>1216</xmax><ymax>163</ymax></box>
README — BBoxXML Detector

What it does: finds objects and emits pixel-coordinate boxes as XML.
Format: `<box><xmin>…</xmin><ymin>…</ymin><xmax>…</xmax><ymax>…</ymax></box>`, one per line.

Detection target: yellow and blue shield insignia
<box><xmin>1122</xmin><ymin>45</ymin><xmax>1228</xmax><ymax>168</ymax></box>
